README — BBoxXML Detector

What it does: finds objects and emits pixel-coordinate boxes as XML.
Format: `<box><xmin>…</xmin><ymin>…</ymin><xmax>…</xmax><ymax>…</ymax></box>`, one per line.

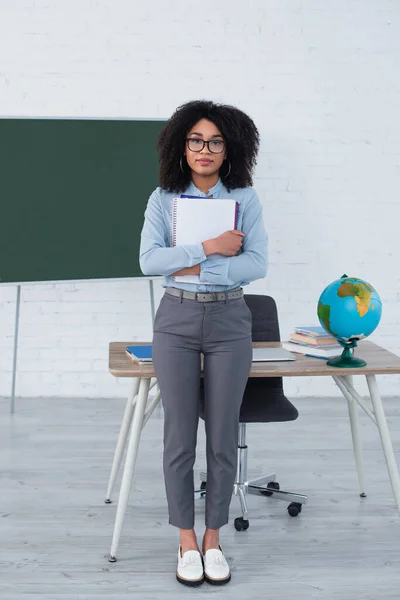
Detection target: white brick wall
<box><xmin>1</xmin><ymin>0</ymin><xmax>400</xmax><ymax>399</ymax></box>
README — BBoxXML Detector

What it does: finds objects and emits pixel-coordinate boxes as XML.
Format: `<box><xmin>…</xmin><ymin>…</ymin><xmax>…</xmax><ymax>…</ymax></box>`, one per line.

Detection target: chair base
<box><xmin>194</xmin><ymin>423</ymin><xmax>308</xmax><ymax>526</ymax></box>
<box><xmin>195</xmin><ymin>470</ymin><xmax>308</xmax><ymax>523</ymax></box>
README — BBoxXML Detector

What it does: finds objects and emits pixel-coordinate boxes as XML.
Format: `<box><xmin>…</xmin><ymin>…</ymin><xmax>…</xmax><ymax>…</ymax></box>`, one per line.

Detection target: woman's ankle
<box><xmin>179</xmin><ymin>529</ymin><xmax>200</xmax><ymax>554</ymax></box>
<box><xmin>202</xmin><ymin>527</ymin><xmax>220</xmax><ymax>553</ymax></box>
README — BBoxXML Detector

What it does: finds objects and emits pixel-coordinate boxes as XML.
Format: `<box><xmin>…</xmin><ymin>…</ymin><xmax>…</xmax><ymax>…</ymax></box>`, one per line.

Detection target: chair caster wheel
<box><xmin>261</xmin><ymin>481</ymin><xmax>280</xmax><ymax>496</ymax></box>
<box><xmin>108</xmin><ymin>555</ymin><xmax>117</xmax><ymax>563</ymax></box>
<box><xmin>288</xmin><ymin>502</ymin><xmax>302</xmax><ymax>517</ymax></box>
<box><xmin>104</xmin><ymin>499</ymin><xmax>112</xmax><ymax>504</ymax></box>
<box><xmin>234</xmin><ymin>517</ymin><xmax>250</xmax><ymax>531</ymax></box>
<box><xmin>197</xmin><ymin>481</ymin><xmax>207</xmax><ymax>499</ymax></box>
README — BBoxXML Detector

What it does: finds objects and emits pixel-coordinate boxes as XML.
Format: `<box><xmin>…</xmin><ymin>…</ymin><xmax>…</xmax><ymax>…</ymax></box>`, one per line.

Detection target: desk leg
<box><xmin>105</xmin><ymin>378</ymin><xmax>140</xmax><ymax>503</ymax></box>
<box><xmin>366</xmin><ymin>374</ymin><xmax>400</xmax><ymax>514</ymax></box>
<box><xmin>109</xmin><ymin>377</ymin><xmax>151</xmax><ymax>562</ymax></box>
<box><xmin>344</xmin><ymin>375</ymin><xmax>366</xmax><ymax>497</ymax></box>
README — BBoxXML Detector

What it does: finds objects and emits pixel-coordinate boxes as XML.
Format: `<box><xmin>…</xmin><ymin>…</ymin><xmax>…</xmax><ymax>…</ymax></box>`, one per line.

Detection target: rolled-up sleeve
<box><xmin>199</xmin><ymin>190</ymin><xmax>268</xmax><ymax>286</ymax></box>
<box><xmin>139</xmin><ymin>188</ymin><xmax>207</xmax><ymax>276</ymax></box>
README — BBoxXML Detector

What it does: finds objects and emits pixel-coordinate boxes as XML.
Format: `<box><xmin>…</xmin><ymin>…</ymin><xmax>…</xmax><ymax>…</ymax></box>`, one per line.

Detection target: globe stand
<box><xmin>327</xmin><ymin>339</ymin><xmax>366</xmax><ymax>368</ymax></box>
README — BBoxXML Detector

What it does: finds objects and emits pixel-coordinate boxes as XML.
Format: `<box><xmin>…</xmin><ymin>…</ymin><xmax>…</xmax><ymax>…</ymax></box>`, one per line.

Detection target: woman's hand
<box><xmin>202</xmin><ymin>230</ymin><xmax>245</xmax><ymax>257</ymax></box>
<box><xmin>172</xmin><ymin>264</ymin><xmax>201</xmax><ymax>277</ymax></box>
<box><xmin>171</xmin><ymin>230</ymin><xmax>245</xmax><ymax>276</ymax></box>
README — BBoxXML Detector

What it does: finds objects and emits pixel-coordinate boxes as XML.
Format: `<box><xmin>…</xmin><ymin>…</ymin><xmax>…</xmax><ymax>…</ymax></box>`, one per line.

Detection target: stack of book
<box><xmin>282</xmin><ymin>326</ymin><xmax>342</xmax><ymax>359</ymax></box>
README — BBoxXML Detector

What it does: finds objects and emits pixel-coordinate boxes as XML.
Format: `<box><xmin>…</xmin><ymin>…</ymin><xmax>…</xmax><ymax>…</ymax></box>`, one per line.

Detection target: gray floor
<box><xmin>1</xmin><ymin>395</ymin><xmax>400</xmax><ymax>600</ymax></box>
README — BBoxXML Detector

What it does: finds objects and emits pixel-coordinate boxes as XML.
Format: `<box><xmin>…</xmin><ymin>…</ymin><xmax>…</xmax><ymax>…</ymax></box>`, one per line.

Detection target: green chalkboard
<box><xmin>0</xmin><ymin>118</ymin><xmax>165</xmax><ymax>283</ymax></box>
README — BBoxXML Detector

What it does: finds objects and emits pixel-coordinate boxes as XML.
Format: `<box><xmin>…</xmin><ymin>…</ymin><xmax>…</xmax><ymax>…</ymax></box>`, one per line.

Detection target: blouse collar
<box><xmin>185</xmin><ymin>177</ymin><xmax>224</xmax><ymax>198</ymax></box>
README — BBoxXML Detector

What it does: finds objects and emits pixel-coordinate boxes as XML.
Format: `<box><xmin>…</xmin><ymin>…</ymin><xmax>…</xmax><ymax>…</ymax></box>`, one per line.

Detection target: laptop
<box><xmin>252</xmin><ymin>347</ymin><xmax>296</xmax><ymax>362</ymax></box>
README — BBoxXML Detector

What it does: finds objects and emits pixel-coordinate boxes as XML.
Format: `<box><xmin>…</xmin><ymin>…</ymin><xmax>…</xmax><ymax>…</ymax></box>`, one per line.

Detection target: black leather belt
<box><xmin>165</xmin><ymin>287</ymin><xmax>243</xmax><ymax>302</ymax></box>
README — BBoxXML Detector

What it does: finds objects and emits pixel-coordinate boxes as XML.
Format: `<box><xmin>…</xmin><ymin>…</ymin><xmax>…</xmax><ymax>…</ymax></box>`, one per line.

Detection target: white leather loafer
<box><xmin>176</xmin><ymin>545</ymin><xmax>204</xmax><ymax>586</ymax></box>
<box><xmin>203</xmin><ymin>545</ymin><xmax>231</xmax><ymax>585</ymax></box>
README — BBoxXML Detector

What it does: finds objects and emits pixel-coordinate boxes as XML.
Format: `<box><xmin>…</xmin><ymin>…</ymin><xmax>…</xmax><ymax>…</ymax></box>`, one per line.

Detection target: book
<box><xmin>171</xmin><ymin>196</ymin><xmax>239</xmax><ymax>284</ymax></box>
<box><xmin>126</xmin><ymin>345</ymin><xmax>152</xmax><ymax>362</ymax></box>
<box><xmin>293</xmin><ymin>325</ymin><xmax>332</xmax><ymax>338</ymax></box>
<box><xmin>282</xmin><ymin>341</ymin><xmax>342</xmax><ymax>359</ymax></box>
<box><xmin>289</xmin><ymin>339</ymin><xmax>341</xmax><ymax>349</ymax></box>
<box><xmin>290</xmin><ymin>333</ymin><xmax>339</xmax><ymax>346</ymax></box>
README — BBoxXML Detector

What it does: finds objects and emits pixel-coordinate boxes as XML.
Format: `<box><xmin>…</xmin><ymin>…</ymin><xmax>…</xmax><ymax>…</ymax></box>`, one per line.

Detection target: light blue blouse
<box><xmin>139</xmin><ymin>178</ymin><xmax>268</xmax><ymax>292</ymax></box>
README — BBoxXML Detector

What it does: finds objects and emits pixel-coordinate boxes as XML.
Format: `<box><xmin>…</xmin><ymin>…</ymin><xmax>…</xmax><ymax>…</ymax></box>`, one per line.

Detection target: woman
<box><xmin>139</xmin><ymin>100</ymin><xmax>268</xmax><ymax>586</ymax></box>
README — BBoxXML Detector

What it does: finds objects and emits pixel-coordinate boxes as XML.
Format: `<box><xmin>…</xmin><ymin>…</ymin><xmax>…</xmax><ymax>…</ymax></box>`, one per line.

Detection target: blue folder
<box><xmin>126</xmin><ymin>345</ymin><xmax>152</xmax><ymax>361</ymax></box>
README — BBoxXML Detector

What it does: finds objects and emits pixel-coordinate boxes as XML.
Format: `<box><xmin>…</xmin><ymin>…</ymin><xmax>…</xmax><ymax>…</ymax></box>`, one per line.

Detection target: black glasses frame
<box><xmin>186</xmin><ymin>138</ymin><xmax>226</xmax><ymax>154</ymax></box>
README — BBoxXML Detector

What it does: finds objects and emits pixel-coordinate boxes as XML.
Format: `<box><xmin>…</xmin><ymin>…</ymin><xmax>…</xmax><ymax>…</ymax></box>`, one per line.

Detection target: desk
<box><xmin>106</xmin><ymin>340</ymin><xmax>400</xmax><ymax>561</ymax></box>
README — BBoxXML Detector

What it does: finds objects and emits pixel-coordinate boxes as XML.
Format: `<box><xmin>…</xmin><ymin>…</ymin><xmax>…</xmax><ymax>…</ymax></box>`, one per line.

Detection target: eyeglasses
<box><xmin>186</xmin><ymin>138</ymin><xmax>226</xmax><ymax>154</ymax></box>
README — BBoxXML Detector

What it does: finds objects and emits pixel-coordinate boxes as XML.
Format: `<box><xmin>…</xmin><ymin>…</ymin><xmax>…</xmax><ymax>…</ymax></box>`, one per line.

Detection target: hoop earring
<box><xmin>222</xmin><ymin>160</ymin><xmax>231</xmax><ymax>178</ymax></box>
<box><xmin>180</xmin><ymin>156</ymin><xmax>185</xmax><ymax>172</ymax></box>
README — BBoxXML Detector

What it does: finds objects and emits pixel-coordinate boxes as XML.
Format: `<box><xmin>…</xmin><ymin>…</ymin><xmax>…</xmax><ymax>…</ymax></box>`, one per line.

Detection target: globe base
<box><xmin>327</xmin><ymin>344</ymin><xmax>366</xmax><ymax>368</ymax></box>
<box><xmin>327</xmin><ymin>354</ymin><xmax>367</xmax><ymax>368</ymax></box>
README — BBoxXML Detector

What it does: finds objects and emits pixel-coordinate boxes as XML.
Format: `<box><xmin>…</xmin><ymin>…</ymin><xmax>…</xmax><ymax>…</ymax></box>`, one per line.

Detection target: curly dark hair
<box><xmin>157</xmin><ymin>100</ymin><xmax>260</xmax><ymax>193</ymax></box>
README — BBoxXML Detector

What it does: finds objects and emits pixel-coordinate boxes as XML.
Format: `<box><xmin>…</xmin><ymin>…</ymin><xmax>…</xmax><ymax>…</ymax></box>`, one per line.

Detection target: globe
<box><xmin>317</xmin><ymin>274</ymin><xmax>382</xmax><ymax>367</ymax></box>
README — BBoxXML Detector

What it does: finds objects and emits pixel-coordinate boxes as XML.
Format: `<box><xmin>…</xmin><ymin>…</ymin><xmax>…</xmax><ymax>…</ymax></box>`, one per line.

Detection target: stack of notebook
<box><xmin>282</xmin><ymin>326</ymin><xmax>342</xmax><ymax>359</ymax></box>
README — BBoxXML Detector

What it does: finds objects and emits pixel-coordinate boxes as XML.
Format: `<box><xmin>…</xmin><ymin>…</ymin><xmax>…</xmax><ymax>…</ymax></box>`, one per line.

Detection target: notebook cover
<box><xmin>126</xmin><ymin>345</ymin><xmax>152</xmax><ymax>360</ymax></box>
<box><xmin>171</xmin><ymin>196</ymin><xmax>239</xmax><ymax>284</ymax></box>
<box><xmin>179</xmin><ymin>195</ymin><xmax>240</xmax><ymax>229</ymax></box>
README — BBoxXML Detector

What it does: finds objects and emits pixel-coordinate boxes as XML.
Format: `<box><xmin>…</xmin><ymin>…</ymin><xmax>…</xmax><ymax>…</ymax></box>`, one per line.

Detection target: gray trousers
<box><xmin>152</xmin><ymin>290</ymin><xmax>253</xmax><ymax>530</ymax></box>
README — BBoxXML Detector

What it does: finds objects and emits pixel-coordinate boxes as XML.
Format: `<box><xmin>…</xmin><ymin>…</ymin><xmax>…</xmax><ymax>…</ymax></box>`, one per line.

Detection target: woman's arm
<box><xmin>139</xmin><ymin>188</ymin><xmax>209</xmax><ymax>276</ymax></box>
<box><xmin>198</xmin><ymin>190</ymin><xmax>268</xmax><ymax>286</ymax></box>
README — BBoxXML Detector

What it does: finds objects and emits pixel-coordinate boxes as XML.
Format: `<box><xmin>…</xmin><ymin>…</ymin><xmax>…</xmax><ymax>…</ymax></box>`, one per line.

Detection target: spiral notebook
<box><xmin>171</xmin><ymin>196</ymin><xmax>239</xmax><ymax>284</ymax></box>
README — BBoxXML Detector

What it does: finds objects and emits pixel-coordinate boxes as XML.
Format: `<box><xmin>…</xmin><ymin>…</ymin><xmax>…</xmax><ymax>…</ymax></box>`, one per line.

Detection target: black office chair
<box><xmin>196</xmin><ymin>294</ymin><xmax>308</xmax><ymax>531</ymax></box>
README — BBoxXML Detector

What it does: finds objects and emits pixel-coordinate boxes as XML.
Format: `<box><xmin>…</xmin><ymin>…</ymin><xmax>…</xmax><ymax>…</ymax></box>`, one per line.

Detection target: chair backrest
<box><xmin>240</xmin><ymin>294</ymin><xmax>299</xmax><ymax>423</ymax></box>
<box><xmin>244</xmin><ymin>294</ymin><xmax>281</xmax><ymax>342</ymax></box>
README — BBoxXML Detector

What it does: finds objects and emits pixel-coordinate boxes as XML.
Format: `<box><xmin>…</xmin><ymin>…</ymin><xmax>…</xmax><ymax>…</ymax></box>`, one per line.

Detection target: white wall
<box><xmin>1</xmin><ymin>0</ymin><xmax>400</xmax><ymax>399</ymax></box>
